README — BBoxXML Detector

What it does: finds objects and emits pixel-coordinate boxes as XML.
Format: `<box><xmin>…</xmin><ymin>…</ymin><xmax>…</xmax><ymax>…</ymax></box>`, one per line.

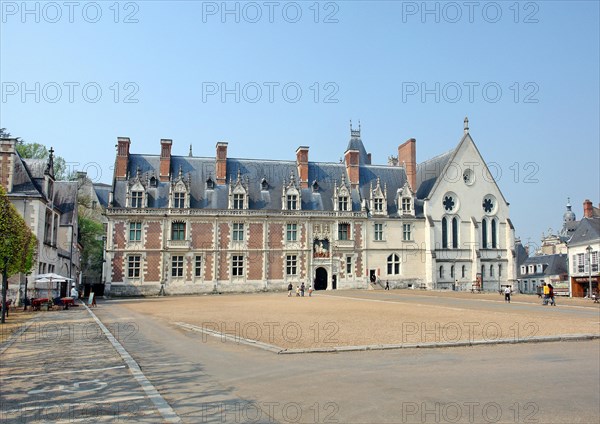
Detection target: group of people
<box><xmin>541</xmin><ymin>282</ymin><xmax>557</xmax><ymax>306</ymax></box>
<box><xmin>288</xmin><ymin>282</ymin><xmax>313</xmax><ymax>297</ymax></box>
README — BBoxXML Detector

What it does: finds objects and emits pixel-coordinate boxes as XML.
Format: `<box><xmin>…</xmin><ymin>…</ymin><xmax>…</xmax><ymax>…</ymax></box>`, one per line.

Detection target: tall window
<box><xmin>338</xmin><ymin>196</ymin><xmax>349</xmax><ymax>211</ymax></box>
<box><xmin>233</xmin><ymin>194</ymin><xmax>244</xmax><ymax>209</ymax></box>
<box><xmin>482</xmin><ymin>218</ymin><xmax>488</xmax><ymax>249</ymax></box>
<box><xmin>490</xmin><ymin>265</ymin><xmax>494</xmax><ymax>277</ymax></box>
<box><xmin>439</xmin><ymin>266</ymin><xmax>444</xmax><ymax>279</ymax></box>
<box><xmin>402</xmin><ymin>198</ymin><xmax>411</xmax><ymax>213</ymax></box>
<box><xmin>387</xmin><ymin>254</ymin><xmax>400</xmax><ymax>275</ymax></box>
<box><xmin>491</xmin><ymin>219</ymin><xmax>497</xmax><ymax>248</ymax></box>
<box><xmin>129</xmin><ymin>222</ymin><xmax>142</xmax><ymax>241</ymax></box>
<box><xmin>374</xmin><ymin>223</ymin><xmax>383</xmax><ymax>241</ymax></box>
<box><xmin>195</xmin><ymin>256</ymin><xmax>202</xmax><ymax>278</ymax></box>
<box><xmin>286</xmin><ymin>255</ymin><xmax>297</xmax><ymax>276</ymax></box>
<box><xmin>131</xmin><ymin>191</ymin><xmax>143</xmax><ymax>208</ymax></box>
<box><xmin>442</xmin><ymin>217</ymin><xmax>448</xmax><ymax>248</ymax></box>
<box><xmin>592</xmin><ymin>252</ymin><xmax>599</xmax><ymax>272</ymax></box>
<box><xmin>287</xmin><ymin>194</ymin><xmax>298</xmax><ymax>210</ymax></box>
<box><xmin>232</xmin><ymin>255</ymin><xmax>244</xmax><ymax>277</ymax></box>
<box><xmin>338</xmin><ymin>223</ymin><xmax>350</xmax><ymax>240</ymax></box>
<box><xmin>450</xmin><ymin>265</ymin><xmax>455</xmax><ymax>279</ymax></box>
<box><xmin>481</xmin><ymin>265</ymin><xmax>485</xmax><ymax>278</ymax></box>
<box><xmin>171</xmin><ymin>256</ymin><xmax>184</xmax><ymax>277</ymax></box>
<box><xmin>462</xmin><ymin>265</ymin><xmax>466</xmax><ymax>278</ymax></box>
<box><xmin>286</xmin><ymin>223</ymin><xmax>297</xmax><ymax>242</ymax></box>
<box><xmin>128</xmin><ymin>255</ymin><xmax>141</xmax><ymax>278</ymax></box>
<box><xmin>233</xmin><ymin>223</ymin><xmax>244</xmax><ymax>241</ymax></box>
<box><xmin>346</xmin><ymin>256</ymin><xmax>352</xmax><ymax>274</ymax></box>
<box><xmin>174</xmin><ymin>192</ymin><xmax>185</xmax><ymax>208</ymax></box>
<box><xmin>374</xmin><ymin>198</ymin><xmax>383</xmax><ymax>212</ymax></box>
<box><xmin>44</xmin><ymin>209</ymin><xmax>52</xmax><ymax>243</ymax></box>
<box><xmin>171</xmin><ymin>222</ymin><xmax>186</xmax><ymax>240</ymax></box>
<box><xmin>498</xmin><ymin>264</ymin><xmax>502</xmax><ymax>277</ymax></box>
<box><xmin>452</xmin><ymin>217</ymin><xmax>459</xmax><ymax>248</ymax></box>
<box><xmin>403</xmin><ymin>223</ymin><xmax>411</xmax><ymax>241</ymax></box>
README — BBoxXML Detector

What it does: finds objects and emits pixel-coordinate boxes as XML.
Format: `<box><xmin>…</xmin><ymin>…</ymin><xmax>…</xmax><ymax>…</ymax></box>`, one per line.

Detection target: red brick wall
<box><xmin>112</xmin><ymin>252</ymin><xmax>123</xmax><ymax>282</ymax></box>
<box><xmin>218</xmin><ymin>252</ymin><xmax>228</xmax><ymax>280</ymax></box>
<box><xmin>191</xmin><ymin>222</ymin><xmax>213</xmax><ymax>249</ymax></box>
<box><xmin>219</xmin><ymin>223</ymin><xmax>230</xmax><ymax>249</ymax></box>
<box><xmin>145</xmin><ymin>221</ymin><xmax>162</xmax><ymax>249</ymax></box>
<box><xmin>204</xmin><ymin>254</ymin><xmax>213</xmax><ymax>281</ymax></box>
<box><xmin>268</xmin><ymin>223</ymin><xmax>283</xmax><ymax>249</ymax></box>
<box><xmin>269</xmin><ymin>252</ymin><xmax>283</xmax><ymax>280</ymax></box>
<box><xmin>355</xmin><ymin>223</ymin><xmax>363</xmax><ymax>277</ymax></box>
<box><xmin>248</xmin><ymin>223</ymin><xmax>263</xmax><ymax>249</ymax></box>
<box><xmin>248</xmin><ymin>253</ymin><xmax>263</xmax><ymax>280</ymax></box>
<box><xmin>113</xmin><ymin>222</ymin><xmax>126</xmax><ymax>249</ymax></box>
<box><xmin>145</xmin><ymin>252</ymin><xmax>161</xmax><ymax>281</ymax></box>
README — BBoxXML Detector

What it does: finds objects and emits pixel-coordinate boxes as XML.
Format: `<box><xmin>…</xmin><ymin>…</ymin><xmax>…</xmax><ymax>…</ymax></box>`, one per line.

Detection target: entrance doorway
<box><xmin>315</xmin><ymin>267</ymin><xmax>328</xmax><ymax>290</ymax></box>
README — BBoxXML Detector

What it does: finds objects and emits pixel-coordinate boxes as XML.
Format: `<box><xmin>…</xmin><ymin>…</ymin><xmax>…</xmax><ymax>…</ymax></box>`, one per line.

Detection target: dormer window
<box><xmin>521</xmin><ymin>265</ymin><xmax>526</xmax><ymax>275</ymax></box>
<box><xmin>374</xmin><ymin>198</ymin><xmax>383</xmax><ymax>212</ymax></box>
<box><xmin>402</xmin><ymin>198</ymin><xmax>411</xmax><ymax>213</ymax></box>
<box><xmin>312</xmin><ymin>180</ymin><xmax>319</xmax><ymax>192</ymax></box>
<box><xmin>174</xmin><ymin>192</ymin><xmax>185</xmax><ymax>208</ymax></box>
<box><xmin>261</xmin><ymin>178</ymin><xmax>269</xmax><ymax>191</ymax></box>
<box><xmin>282</xmin><ymin>173</ymin><xmax>301</xmax><ymax>211</ymax></box>
<box><xmin>338</xmin><ymin>196</ymin><xmax>348</xmax><ymax>211</ymax></box>
<box><xmin>397</xmin><ymin>182</ymin><xmax>415</xmax><ymax>216</ymax></box>
<box><xmin>287</xmin><ymin>194</ymin><xmax>298</xmax><ymax>210</ymax></box>
<box><xmin>149</xmin><ymin>176</ymin><xmax>158</xmax><ymax>187</ymax></box>
<box><xmin>369</xmin><ymin>177</ymin><xmax>387</xmax><ymax>216</ymax></box>
<box><xmin>233</xmin><ymin>194</ymin><xmax>244</xmax><ymax>209</ymax></box>
<box><xmin>131</xmin><ymin>191</ymin><xmax>143</xmax><ymax>208</ymax></box>
<box><xmin>206</xmin><ymin>177</ymin><xmax>215</xmax><ymax>190</ymax></box>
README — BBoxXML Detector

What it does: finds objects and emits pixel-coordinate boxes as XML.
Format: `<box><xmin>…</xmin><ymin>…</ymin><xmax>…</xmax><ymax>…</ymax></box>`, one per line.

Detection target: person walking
<box><xmin>287</xmin><ymin>283</ymin><xmax>293</xmax><ymax>297</ymax></box>
<box><xmin>300</xmin><ymin>283</ymin><xmax>305</xmax><ymax>297</ymax></box>
<box><xmin>296</xmin><ymin>286</ymin><xmax>300</xmax><ymax>297</ymax></box>
<box><xmin>548</xmin><ymin>283</ymin><xmax>556</xmax><ymax>306</ymax></box>
<box><xmin>504</xmin><ymin>286</ymin><xmax>511</xmax><ymax>303</ymax></box>
<box><xmin>385</xmin><ymin>281</ymin><xmax>390</xmax><ymax>290</ymax></box>
<box><xmin>308</xmin><ymin>285</ymin><xmax>313</xmax><ymax>297</ymax></box>
<box><xmin>542</xmin><ymin>283</ymin><xmax>549</xmax><ymax>305</ymax></box>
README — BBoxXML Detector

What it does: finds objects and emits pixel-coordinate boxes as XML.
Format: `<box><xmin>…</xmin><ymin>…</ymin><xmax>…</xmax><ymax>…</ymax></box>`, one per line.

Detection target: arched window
<box><xmin>482</xmin><ymin>218</ymin><xmax>488</xmax><ymax>249</ymax></box>
<box><xmin>490</xmin><ymin>265</ymin><xmax>494</xmax><ymax>277</ymax></box>
<box><xmin>439</xmin><ymin>266</ymin><xmax>444</xmax><ymax>279</ymax></box>
<box><xmin>491</xmin><ymin>219</ymin><xmax>497</xmax><ymax>248</ymax></box>
<box><xmin>498</xmin><ymin>264</ymin><xmax>502</xmax><ymax>277</ymax></box>
<box><xmin>450</xmin><ymin>265</ymin><xmax>455</xmax><ymax>279</ymax></box>
<box><xmin>442</xmin><ymin>217</ymin><xmax>448</xmax><ymax>248</ymax></box>
<box><xmin>387</xmin><ymin>254</ymin><xmax>400</xmax><ymax>275</ymax></box>
<box><xmin>481</xmin><ymin>265</ymin><xmax>485</xmax><ymax>278</ymax></box>
<box><xmin>452</xmin><ymin>217</ymin><xmax>459</xmax><ymax>248</ymax></box>
<box><xmin>462</xmin><ymin>265</ymin><xmax>466</xmax><ymax>278</ymax></box>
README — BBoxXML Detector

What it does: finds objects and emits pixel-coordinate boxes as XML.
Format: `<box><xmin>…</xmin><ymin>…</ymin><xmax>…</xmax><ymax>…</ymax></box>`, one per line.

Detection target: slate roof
<box><xmin>518</xmin><ymin>254</ymin><xmax>568</xmax><ymax>278</ymax></box>
<box><xmin>113</xmin><ymin>154</ymin><xmax>414</xmax><ymax>217</ymax></box>
<box><xmin>568</xmin><ymin>218</ymin><xmax>600</xmax><ymax>247</ymax></box>
<box><xmin>346</xmin><ymin>136</ymin><xmax>370</xmax><ymax>165</ymax></box>
<box><xmin>10</xmin><ymin>155</ymin><xmax>44</xmax><ymax>196</ymax></box>
<box><xmin>415</xmin><ymin>148</ymin><xmax>455</xmax><ymax>199</ymax></box>
<box><xmin>93</xmin><ymin>183</ymin><xmax>111</xmax><ymax>208</ymax></box>
<box><xmin>54</xmin><ymin>181</ymin><xmax>78</xmax><ymax>225</ymax></box>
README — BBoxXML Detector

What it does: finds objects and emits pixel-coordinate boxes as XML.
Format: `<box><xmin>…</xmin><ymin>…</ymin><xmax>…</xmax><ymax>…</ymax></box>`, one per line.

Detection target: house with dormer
<box><xmin>103</xmin><ymin>119</ymin><xmax>516</xmax><ymax>295</ymax></box>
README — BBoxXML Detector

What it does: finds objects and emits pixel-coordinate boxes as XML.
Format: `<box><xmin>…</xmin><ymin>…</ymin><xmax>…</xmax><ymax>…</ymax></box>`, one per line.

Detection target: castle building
<box><xmin>103</xmin><ymin>119</ymin><xmax>516</xmax><ymax>296</ymax></box>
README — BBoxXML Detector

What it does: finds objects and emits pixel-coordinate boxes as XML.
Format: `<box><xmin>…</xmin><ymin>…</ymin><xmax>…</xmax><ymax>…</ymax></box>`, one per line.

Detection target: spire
<box><xmin>45</xmin><ymin>147</ymin><xmax>55</xmax><ymax>178</ymax></box>
<box><xmin>188</xmin><ymin>144</ymin><xmax>193</xmax><ymax>157</ymax></box>
<box><xmin>464</xmin><ymin>116</ymin><xmax>469</xmax><ymax>134</ymax></box>
<box><xmin>350</xmin><ymin>119</ymin><xmax>361</xmax><ymax>138</ymax></box>
<box><xmin>178</xmin><ymin>165</ymin><xmax>183</xmax><ymax>178</ymax></box>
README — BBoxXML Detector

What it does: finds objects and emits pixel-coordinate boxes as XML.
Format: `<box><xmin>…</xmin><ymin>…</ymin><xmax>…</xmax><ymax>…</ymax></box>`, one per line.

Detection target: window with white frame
<box><xmin>286</xmin><ymin>255</ymin><xmax>297</xmax><ymax>276</ymax></box>
<box><xmin>521</xmin><ymin>265</ymin><xmax>526</xmax><ymax>275</ymax></box>
<box><xmin>374</xmin><ymin>198</ymin><xmax>383</xmax><ymax>212</ymax></box>
<box><xmin>171</xmin><ymin>222</ymin><xmax>186</xmax><ymax>240</ymax></box>
<box><xmin>232</xmin><ymin>255</ymin><xmax>244</xmax><ymax>277</ymax></box>
<box><xmin>131</xmin><ymin>191</ymin><xmax>143</xmax><ymax>208</ymax></box>
<box><xmin>592</xmin><ymin>251</ymin><xmax>599</xmax><ymax>272</ymax></box>
<box><xmin>287</xmin><ymin>194</ymin><xmax>298</xmax><ymax>210</ymax></box>
<box><xmin>232</xmin><ymin>223</ymin><xmax>244</xmax><ymax>241</ymax></box>
<box><xmin>233</xmin><ymin>194</ymin><xmax>244</xmax><ymax>210</ymax></box>
<box><xmin>128</xmin><ymin>255</ymin><xmax>141</xmax><ymax>278</ymax></box>
<box><xmin>338</xmin><ymin>223</ymin><xmax>350</xmax><ymax>240</ymax></box>
<box><xmin>195</xmin><ymin>256</ymin><xmax>202</xmax><ymax>278</ymax></box>
<box><xmin>338</xmin><ymin>196</ymin><xmax>349</xmax><ymax>211</ymax></box>
<box><xmin>174</xmin><ymin>192</ymin><xmax>186</xmax><ymax>208</ymax></box>
<box><xmin>346</xmin><ymin>256</ymin><xmax>352</xmax><ymax>274</ymax></box>
<box><xmin>387</xmin><ymin>253</ymin><xmax>400</xmax><ymax>275</ymax></box>
<box><xmin>402</xmin><ymin>197</ymin><xmax>411</xmax><ymax>213</ymax></box>
<box><xmin>528</xmin><ymin>265</ymin><xmax>535</xmax><ymax>274</ymax></box>
<box><xmin>286</xmin><ymin>223</ymin><xmax>297</xmax><ymax>242</ymax></box>
<box><xmin>171</xmin><ymin>256</ymin><xmax>184</xmax><ymax>277</ymax></box>
<box><xmin>403</xmin><ymin>223</ymin><xmax>411</xmax><ymax>241</ymax></box>
<box><xmin>129</xmin><ymin>222</ymin><xmax>142</xmax><ymax>241</ymax></box>
<box><xmin>374</xmin><ymin>223</ymin><xmax>383</xmax><ymax>241</ymax></box>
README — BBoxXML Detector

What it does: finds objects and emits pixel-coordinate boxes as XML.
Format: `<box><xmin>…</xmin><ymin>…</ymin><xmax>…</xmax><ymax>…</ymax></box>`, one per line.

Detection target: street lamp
<box><xmin>586</xmin><ymin>245</ymin><xmax>593</xmax><ymax>298</ymax></box>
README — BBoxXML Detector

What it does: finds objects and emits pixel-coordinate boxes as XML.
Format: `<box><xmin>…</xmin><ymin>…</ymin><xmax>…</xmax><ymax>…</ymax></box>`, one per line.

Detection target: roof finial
<box><xmin>350</xmin><ymin>119</ymin><xmax>361</xmax><ymax>138</ymax></box>
<box><xmin>179</xmin><ymin>165</ymin><xmax>183</xmax><ymax>178</ymax></box>
<box><xmin>188</xmin><ymin>144</ymin><xmax>193</xmax><ymax>157</ymax></box>
<box><xmin>464</xmin><ymin>116</ymin><xmax>469</xmax><ymax>134</ymax></box>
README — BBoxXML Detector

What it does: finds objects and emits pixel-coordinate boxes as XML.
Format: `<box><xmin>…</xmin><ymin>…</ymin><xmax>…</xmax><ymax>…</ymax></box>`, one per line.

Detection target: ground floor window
<box><xmin>387</xmin><ymin>254</ymin><xmax>400</xmax><ymax>275</ymax></box>
<box><xmin>286</xmin><ymin>255</ymin><xmax>297</xmax><ymax>276</ymax></box>
<box><xmin>195</xmin><ymin>256</ymin><xmax>202</xmax><ymax>278</ymax></box>
<box><xmin>346</xmin><ymin>256</ymin><xmax>352</xmax><ymax>275</ymax></box>
<box><xmin>171</xmin><ymin>255</ymin><xmax>184</xmax><ymax>277</ymax></box>
<box><xmin>128</xmin><ymin>255</ymin><xmax>141</xmax><ymax>278</ymax></box>
<box><xmin>232</xmin><ymin>255</ymin><xmax>244</xmax><ymax>277</ymax></box>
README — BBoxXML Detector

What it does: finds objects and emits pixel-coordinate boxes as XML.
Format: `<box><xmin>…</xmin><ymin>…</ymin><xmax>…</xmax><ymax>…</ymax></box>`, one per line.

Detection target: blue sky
<box><xmin>1</xmin><ymin>1</ymin><xmax>599</xmax><ymax>247</ymax></box>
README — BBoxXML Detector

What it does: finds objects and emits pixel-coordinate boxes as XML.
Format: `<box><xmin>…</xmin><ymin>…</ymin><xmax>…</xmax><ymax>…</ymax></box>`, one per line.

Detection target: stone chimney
<box><xmin>398</xmin><ymin>138</ymin><xmax>416</xmax><ymax>190</ymax></box>
<box><xmin>159</xmin><ymin>139</ymin><xmax>172</xmax><ymax>182</ymax></box>
<box><xmin>0</xmin><ymin>138</ymin><xmax>16</xmax><ymax>192</ymax></box>
<box><xmin>296</xmin><ymin>146</ymin><xmax>309</xmax><ymax>189</ymax></box>
<box><xmin>216</xmin><ymin>142</ymin><xmax>228</xmax><ymax>184</ymax></box>
<box><xmin>115</xmin><ymin>137</ymin><xmax>130</xmax><ymax>181</ymax></box>
<box><xmin>345</xmin><ymin>149</ymin><xmax>360</xmax><ymax>189</ymax></box>
<box><xmin>583</xmin><ymin>199</ymin><xmax>593</xmax><ymax>218</ymax></box>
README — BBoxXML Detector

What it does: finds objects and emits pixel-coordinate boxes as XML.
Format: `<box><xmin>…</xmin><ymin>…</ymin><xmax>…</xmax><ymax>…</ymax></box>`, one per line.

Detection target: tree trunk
<box><xmin>1</xmin><ymin>269</ymin><xmax>8</xmax><ymax>323</ymax></box>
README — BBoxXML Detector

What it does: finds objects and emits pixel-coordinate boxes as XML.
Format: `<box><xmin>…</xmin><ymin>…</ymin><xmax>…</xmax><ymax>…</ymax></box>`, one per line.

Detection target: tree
<box><xmin>0</xmin><ymin>128</ymin><xmax>11</xmax><ymax>138</ymax></box>
<box><xmin>0</xmin><ymin>186</ymin><xmax>37</xmax><ymax>323</ymax></box>
<box><xmin>15</xmin><ymin>142</ymin><xmax>72</xmax><ymax>181</ymax></box>
<box><xmin>78</xmin><ymin>216</ymin><xmax>105</xmax><ymax>282</ymax></box>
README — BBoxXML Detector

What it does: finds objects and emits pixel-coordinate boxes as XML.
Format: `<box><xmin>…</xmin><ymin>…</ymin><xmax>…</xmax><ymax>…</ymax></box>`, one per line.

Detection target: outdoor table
<box><xmin>61</xmin><ymin>297</ymin><xmax>75</xmax><ymax>309</ymax></box>
<box><xmin>32</xmin><ymin>298</ymin><xmax>50</xmax><ymax>310</ymax></box>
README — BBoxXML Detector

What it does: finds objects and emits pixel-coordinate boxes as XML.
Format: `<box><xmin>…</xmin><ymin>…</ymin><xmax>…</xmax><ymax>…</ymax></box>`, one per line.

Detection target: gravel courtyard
<box><xmin>112</xmin><ymin>290</ymin><xmax>600</xmax><ymax>349</ymax></box>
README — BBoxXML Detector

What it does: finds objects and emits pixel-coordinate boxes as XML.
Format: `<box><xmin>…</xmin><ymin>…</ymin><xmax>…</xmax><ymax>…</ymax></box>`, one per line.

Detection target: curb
<box><xmin>174</xmin><ymin>321</ymin><xmax>600</xmax><ymax>355</ymax></box>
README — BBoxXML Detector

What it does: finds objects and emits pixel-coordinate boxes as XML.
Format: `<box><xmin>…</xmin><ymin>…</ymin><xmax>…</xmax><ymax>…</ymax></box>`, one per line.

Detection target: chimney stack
<box><xmin>296</xmin><ymin>146</ymin><xmax>309</xmax><ymax>189</ymax></box>
<box><xmin>115</xmin><ymin>137</ymin><xmax>130</xmax><ymax>181</ymax></box>
<box><xmin>398</xmin><ymin>138</ymin><xmax>416</xmax><ymax>190</ymax></box>
<box><xmin>583</xmin><ymin>199</ymin><xmax>593</xmax><ymax>218</ymax></box>
<box><xmin>0</xmin><ymin>137</ymin><xmax>16</xmax><ymax>192</ymax></box>
<box><xmin>216</xmin><ymin>142</ymin><xmax>228</xmax><ymax>184</ymax></box>
<box><xmin>159</xmin><ymin>139</ymin><xmax>172</xmax><ymax>182</ymax></box>
<box><xmin>345</xmin><ymin>149</ymin><xmax>360</xmax><ymax>189</ymax></box>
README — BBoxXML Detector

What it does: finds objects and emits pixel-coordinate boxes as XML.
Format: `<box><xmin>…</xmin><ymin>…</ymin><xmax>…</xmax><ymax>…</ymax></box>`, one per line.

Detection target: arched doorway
<box><xmin>315</xmin><ymin>267</ymin><xmax>328</xmax><ymax>290</ymax></box>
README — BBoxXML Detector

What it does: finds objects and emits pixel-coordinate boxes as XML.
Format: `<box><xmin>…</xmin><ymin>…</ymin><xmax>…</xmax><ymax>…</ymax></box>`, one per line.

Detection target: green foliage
<box><xmin>0</xmin><ymin>128</ymin><xmax>11</xmax><ymax>138</ymax></box>
<box><xmin>78</xmin><ymin>216</ymin><xmax>104</xmax><ymax>279</ymax></box>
